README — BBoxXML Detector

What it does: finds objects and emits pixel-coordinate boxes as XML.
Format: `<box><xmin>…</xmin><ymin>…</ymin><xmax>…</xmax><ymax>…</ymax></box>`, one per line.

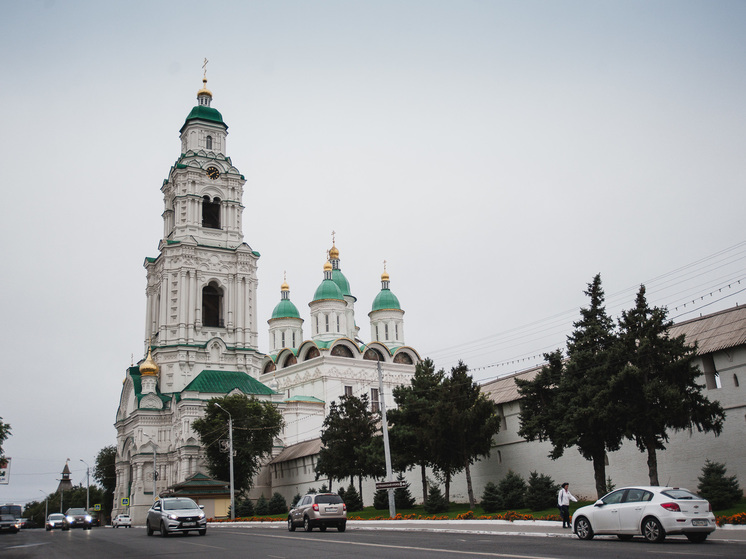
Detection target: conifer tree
<box><xmin>518</xmin><ymin>274</ymin><xmax>625</xmax><ymax>498</ymax></box>
<box><xmin>697</xmin><ymin>460</ymin><xmax>742</xmax><ymax>510</ymax></box>
<box><xmin>480</xmin><ymin>482</ymin><xmax>502</xmax><ymax>513</ymax></box>
<box><xmin>616</xmin><ymin>285</ymin><xmax>725</xmax><ymax>485</ymax></box>
<box><xmin>388</xmin><ymin>358</ymin><xmax>445</xmax><ymax>504</ymax></box>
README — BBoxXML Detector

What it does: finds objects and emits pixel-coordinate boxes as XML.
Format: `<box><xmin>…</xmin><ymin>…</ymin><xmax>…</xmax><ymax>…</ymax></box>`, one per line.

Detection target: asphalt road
<box><xmin>1</xmin><ymin>521</ymin><xmax>745</xmax><ymax>559</ymax></box>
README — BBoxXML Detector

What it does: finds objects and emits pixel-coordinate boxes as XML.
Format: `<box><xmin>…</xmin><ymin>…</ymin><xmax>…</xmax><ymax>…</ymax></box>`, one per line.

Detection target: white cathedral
<box><xmin>113</xmin><ymin>78</ymin><xmax>420</xmax><ymax>523</ymax></box>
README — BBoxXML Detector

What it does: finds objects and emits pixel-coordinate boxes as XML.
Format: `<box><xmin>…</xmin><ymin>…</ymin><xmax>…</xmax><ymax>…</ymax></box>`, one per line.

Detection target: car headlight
<box><xmin>85</xmin><ymin>515</ymin><xmax>92</xmax><ymax>522</ymax></box>
<box><xmin>198</xmin><ymin>513</ymin><xmax>205</xmax><ymax>519</ymax></box>
<box><xmin>66</xmin><ymin>516</ymin><xmax>74</xmax><ymax>522</ymax></box>
<box><xmin>167</xmin><ymin>514</ymin><xmax>179</xmax><ymax>520</ymax></box>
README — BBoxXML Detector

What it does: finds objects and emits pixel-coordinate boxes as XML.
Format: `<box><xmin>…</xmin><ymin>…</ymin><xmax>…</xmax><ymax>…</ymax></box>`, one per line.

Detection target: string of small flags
<box><xmin>673</xmin><ymin>279</ymin><xmax>742</xmax><ymax>312</ymax></box>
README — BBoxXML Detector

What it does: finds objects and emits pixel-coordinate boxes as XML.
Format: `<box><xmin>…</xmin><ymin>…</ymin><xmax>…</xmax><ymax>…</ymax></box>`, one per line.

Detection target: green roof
<box><xmin>284</xmin><ymin>395</ymin><xmax>325</xmax><ymax>404</ymax></box>
<box><xmin>312</xmin><ymin>279</ymin><xmax>344</xmax><ymax>302</ymax></box>
<box><xmin>331</xmin><ymin>269</ymin><xmax>352</xmax><ymax>297</ymax></box>
<box><xmin>271</xmin><ymin>298</ymin><xmax>300</xmax><ymax>319</ymax></box>
<box><xmin>371</xmin><ymin>288</ymin><xmax>401</xmax><ymax>311</ymax></box>
<box><xmin>180</xmin><ymin>105</ymin><xmax>227</xmax><ymax>133</ymax></box>
<box><xmin>183</xmin><ymin>370</ymin><xmax>274</xmax><ymax>395</ymax></box>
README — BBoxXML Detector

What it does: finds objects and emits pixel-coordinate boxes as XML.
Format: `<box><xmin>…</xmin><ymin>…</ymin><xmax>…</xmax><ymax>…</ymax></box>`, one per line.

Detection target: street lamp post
<box><xmin>80</xmin><ymin>459</ymin><xmax>90</xmax><ymax>512</ymax></box>
<box><xmin>215</xmin><ymin>403</ymin><xmax>235</xmax><ymax>520</ymax></box>
<box><xmin>39</xmin><ymin>490</ymin><xmax>48</xmax><ymax>521</ymax></box>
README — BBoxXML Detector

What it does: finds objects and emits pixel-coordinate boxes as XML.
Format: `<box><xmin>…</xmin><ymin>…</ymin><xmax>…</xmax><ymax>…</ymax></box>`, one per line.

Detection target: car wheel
<box><xmin>287</xmin><ymin>517</ymin><xmax>295</xmax><ymax>532</ymax></box>
<box><xmin>617</xmin><ymin>534</ymin><xmax>633</xmax><ymax>541</ymax></box>
<box><xmin>146</xmin><ymin>521</ymin><xmax>153</xmax><ymax>536</ymax></box>
<box><xmin>160</xmin><ymin>521</ymin><xmax>169</xmax><ymax>537</ymax></box>
<box><xmin>642</xmin><ymin>517</ymin><xmax>665</xmax><ymax>543</ymax></box>
<box><xmin>338</xmin><ymin>522</ymin><xmax>346</xmax><ymax>532</ymax></box>
<box><xmin>574</xmin><ymin>517</ymin><xmax>594</xmax><ymax>540</ymax></box>
<box><xmin>199</xmin><ymin>528</ymin><xmax>207</xmax><ymax>536</ymax></box>
<box><xmin>303</xmin><ymin>516</ymin><xmax>313</xmax><ymax>532</ymax></box>
<box><xmin>686</xmin><ymin>533</ymin><xmax>708</xmax><ymax>543</ymax></box>
<box><xmin>319</xmin><ymin>525</ymin><xmax>327</xmax><ymax>532</ymax></box>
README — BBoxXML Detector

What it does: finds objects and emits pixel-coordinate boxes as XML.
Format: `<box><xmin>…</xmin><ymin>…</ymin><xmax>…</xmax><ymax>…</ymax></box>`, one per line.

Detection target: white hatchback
<box><xmin>573</xmin><ymin>486</ymin><xmax>716</xmax><ymax>543</ymax></box>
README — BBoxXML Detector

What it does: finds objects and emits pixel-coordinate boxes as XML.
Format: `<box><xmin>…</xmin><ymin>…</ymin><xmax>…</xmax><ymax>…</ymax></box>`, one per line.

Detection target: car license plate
<box><xmin>326</xmin><ymin>507</ymin><xmax>337</xmax><ymax>513</ymax></box>
<box><xmin>691</xmin><ymin>519</ymin><xmax>708</xmax><ymax>526</ymax></box>
<box><xmin>182</xmin><ymin>522</ymin><xmax>196</xmax><ymax>527</ymax></box>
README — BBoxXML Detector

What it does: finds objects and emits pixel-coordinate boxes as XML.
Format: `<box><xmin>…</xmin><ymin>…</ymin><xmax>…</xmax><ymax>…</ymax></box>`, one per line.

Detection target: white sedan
<box><xmin>573</xmin><ymin>486</ymin><xmax>716</xmax><ymax>543</ymax></box>
<box><xmin>112</xmin><ymin>514</ymin><xmax>132</xmax><ymax>528</ymax></box>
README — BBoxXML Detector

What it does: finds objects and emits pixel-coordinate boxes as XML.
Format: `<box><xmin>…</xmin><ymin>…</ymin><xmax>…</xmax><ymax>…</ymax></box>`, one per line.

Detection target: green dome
<box><xmin>372</xmin><ymin>289</ymin><xmax>401</xmax><ymax>311</ymax></box>
<box><xmin>180</xmin><ymin>105</ymin><xmax>227</xmax><ymax>133</ymax></box>
<box><xmin>271</xmin><ymin>299</ymin><xmax>301</xmax><ymax>320</ymax></box>
<box><xmin>312</xmin><ymin>279</ymin><xmax>344</xmax><ymax>302</ymax></box>
<box><xmin>331</xmin><ymin>269</ymin><xmax>352</xmax><ymax>297</ymax></box>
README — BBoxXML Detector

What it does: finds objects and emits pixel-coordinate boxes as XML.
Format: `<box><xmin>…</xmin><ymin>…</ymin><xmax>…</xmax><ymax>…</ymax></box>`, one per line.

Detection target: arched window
<box><xmin>304</xmin><ymin>346</ymin><xmax>320</xmax><ymax>360</ymax></box>
<box><xmin>206</xmin><ymin>135</ymin><xmax>212</xmax><ymax>150</ymax></box>
<box><xmin>393</xmin><ymin>352</ymin><xmax>413</xmax><ymax>364</ymax></box>
<box><xmin>364</xmin><ymin>348</ymin><xmax>384</xmax><ymax>362</ymax></box>
<box><xmin>202</xmin><ymin>196</ymin><xmax>221</xmax><ymax>229</ymax></box>
<box><xmin>336</xmin><ymin>315</ymin><xmax>340</xmax><ymax>332</ymax></box>
<box><xmin>325</xmin><ymin>314</ymin><xmax>329</xmax><ymax>332</ymax></box>
<box><xmin>202</xmin><ymin>282</ymin><xmax>223</xmax><ymax>327</ymax></box>
<box><xmin>385</xmin><ymin>324</ymin><xmax>389</xmax><ymax>339</ymax></box>
<box><xmin>281</xmin><ymin>332</ymin><xmax>286</xmax><ymax>348</ymax></box>
<box><xmin>331</xmin><ymin>345</ymin><xmax>354</xmax><ymax>358</ymax></box>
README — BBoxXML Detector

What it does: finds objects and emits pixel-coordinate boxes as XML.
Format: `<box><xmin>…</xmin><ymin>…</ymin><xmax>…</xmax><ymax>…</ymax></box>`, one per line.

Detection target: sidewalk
<box><xmin>210</xmin><ymin>518</ymin><xmax>746</xmax><ymax>541</ymax></box>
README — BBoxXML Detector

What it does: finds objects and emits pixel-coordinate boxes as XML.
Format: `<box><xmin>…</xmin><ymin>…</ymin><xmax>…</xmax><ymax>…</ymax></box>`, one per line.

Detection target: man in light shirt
<box><xmin>558</xmin><ymin>482</ymin><xmax>578</xmax><ymax>528</ymax></box>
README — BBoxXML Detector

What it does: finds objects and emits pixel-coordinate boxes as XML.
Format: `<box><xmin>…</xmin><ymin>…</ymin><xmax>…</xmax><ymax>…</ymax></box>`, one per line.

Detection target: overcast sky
<box><xmin>1</xmin><ymin>0</ymin><xmax>744</xmax><ymax>505</ymax></box>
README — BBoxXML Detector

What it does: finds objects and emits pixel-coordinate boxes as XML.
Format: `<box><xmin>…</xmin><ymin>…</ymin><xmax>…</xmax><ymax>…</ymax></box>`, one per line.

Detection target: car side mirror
<box><xmin>594</xmin><ymin>500</ymin><xmax>604</xmax><ymax>507</ymax></box>
<box><xmin>199</xmin><ymin>505</ymin><xmax>204</xmax><ymax>510</ymax></box>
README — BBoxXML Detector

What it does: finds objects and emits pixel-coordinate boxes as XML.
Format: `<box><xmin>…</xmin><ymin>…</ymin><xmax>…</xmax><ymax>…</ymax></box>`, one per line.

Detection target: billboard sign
<box><xmin>0</xmin><ymin>458</ymin><xmax>9</xmax><ymax>484</ymax></box>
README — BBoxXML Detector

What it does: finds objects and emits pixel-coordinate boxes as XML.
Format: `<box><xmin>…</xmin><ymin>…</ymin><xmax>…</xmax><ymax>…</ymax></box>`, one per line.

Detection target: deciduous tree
<box><xmin>192</xmin><ymin>394</ymin><xmax>283</xmax><ymax>494</ymax></box>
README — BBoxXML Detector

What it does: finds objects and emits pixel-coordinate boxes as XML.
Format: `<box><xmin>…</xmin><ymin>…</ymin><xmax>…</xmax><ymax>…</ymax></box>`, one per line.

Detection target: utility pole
<box><xmin>216</xmin><ymin>403</ymin><xmax>235</xmax><ymax>520</ymax></box>
<box><xmin>377</xmin><ymin>359</ymin><xmax>396</xmax><ymax>518</ymax></box>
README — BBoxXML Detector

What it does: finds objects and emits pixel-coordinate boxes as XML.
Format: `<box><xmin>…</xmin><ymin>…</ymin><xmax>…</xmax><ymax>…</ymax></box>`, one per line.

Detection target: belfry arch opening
<box><xmin>202</xmin><ymin>196</ymin><xmax>221</xmax><ymax>229</ymax></box>
<box><xmin>202</xmin><ymin>282</ymin><xmax>224</xmax><ymax>327</ymax></box>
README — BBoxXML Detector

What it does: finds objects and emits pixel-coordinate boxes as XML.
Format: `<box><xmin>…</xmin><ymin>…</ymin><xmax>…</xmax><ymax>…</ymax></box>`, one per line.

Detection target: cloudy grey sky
<box><xmin>1</xmin><ymin>0</ymin><xmax>744</xmax><ymax>505</ymax></box>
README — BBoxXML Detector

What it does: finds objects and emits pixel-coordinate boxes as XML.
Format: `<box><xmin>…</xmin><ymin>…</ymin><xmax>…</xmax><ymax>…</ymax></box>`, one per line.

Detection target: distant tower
<box><xmin>268</xmin><ymin>277</ymin><xmax>304</xmax><ymax>355</ymax></box>
<box><xmin>56</xmin><ymin>459</ymin><xmax>73</xmax><ymax>493</ymax></box>
<box><xmin>369</xmin><ymin>263</ymin><xmax>405</xmax><ymax>347</ymax></box>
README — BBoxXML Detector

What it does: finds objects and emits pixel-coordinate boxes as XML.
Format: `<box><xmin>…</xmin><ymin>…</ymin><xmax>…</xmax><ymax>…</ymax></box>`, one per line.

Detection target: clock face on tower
<box><xmin>206</xmin><ymin>166</ymin><xmax>220</xmax><ymax>180</ymax></box>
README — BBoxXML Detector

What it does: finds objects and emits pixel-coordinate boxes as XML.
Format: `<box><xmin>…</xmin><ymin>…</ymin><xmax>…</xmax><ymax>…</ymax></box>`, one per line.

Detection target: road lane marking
<box><xmin>221</xmin><ymin>530</ymin><xmax>561</xmax><ymax>559</ymax></box>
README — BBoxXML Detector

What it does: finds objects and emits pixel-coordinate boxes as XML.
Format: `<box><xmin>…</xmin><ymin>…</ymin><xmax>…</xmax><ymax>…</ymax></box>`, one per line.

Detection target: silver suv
<box><xmin>288</xmin><ymin>493</ymin><xmax>346</xmax><ymax>532</ymax></box>
<box><xmin>146</xmin><ymin>497</ymin><xmax>207</xmax><ymax>537</ymax></box>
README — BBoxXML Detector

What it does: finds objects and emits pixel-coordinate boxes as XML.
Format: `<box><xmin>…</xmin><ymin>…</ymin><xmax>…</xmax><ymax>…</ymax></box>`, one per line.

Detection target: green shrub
<box><xmin>233</xmin><ymin>497</ymin><xmax>254</xmax><ymax>517</ymax></box>
<box><xmin>424</xmin><ymin>484</ymin><xmax>448</xmax><ymax>513</ymax></box>
<box><xmin>480</xmin><ymin>481</ymin><xmax>503</xmax><ymax>513</ymax></box>
<box><xmin>290</xmin><ymin>493</ymin><xmax>302</xmax><ymax>507</ymax></box>
<box><xmin>698</xmin><ymin>460</ymin><xmax>742</xmax><ymax>510</ymax></box>
<box><xmin>343</xmin><ymin>483</ymin><xmax>364</xmax><ymax>512</ymax></box>
<box><xmin>525</xmin><ymin>472</ymin><xmax>560</xmax><ymax>511</ymax></box>
<box><xmin>255</xmin><ymin>494</ymin><xmax>269</xmax><ymax>516</ymax></box>
<box><xmin>373</xmin><ymin>489</ymin><xmax>388</xmax><ymax>510</ymax></box>
<box><xmin>268</xmin><ymin>492</ymin><xmax>288</xmax><ymax>514</ymax></box>
<box><xmin>498</xmin><ymin>470</ymin><xmax>527</xmax><ymax>509</ymax></box>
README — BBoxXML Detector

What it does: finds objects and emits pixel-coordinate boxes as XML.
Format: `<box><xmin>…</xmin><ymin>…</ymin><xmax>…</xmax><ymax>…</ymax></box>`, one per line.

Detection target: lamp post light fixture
<box><xmin>80</xmin><ymin>459</ymin><xmax>90</xmax><ymax>511</ymax></box>
<box><xmin>215</xmin><ymin>403</ymin><xmax>235</xmax><ymax>520</ymax></box>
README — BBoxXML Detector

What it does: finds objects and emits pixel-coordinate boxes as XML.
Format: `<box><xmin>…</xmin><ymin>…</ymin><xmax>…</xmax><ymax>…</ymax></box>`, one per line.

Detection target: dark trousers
<box><xmin>560</xmin><ymin>505</ymin><xmax>570</xmax><ymax>527</ymax></box>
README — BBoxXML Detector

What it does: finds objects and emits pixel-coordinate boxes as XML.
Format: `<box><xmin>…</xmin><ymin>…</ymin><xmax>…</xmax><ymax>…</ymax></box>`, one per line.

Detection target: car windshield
<box><xmin>1</xmin><ymin>515</ymin><xmax>15</xmax><ymax>521</ymax></box>
<box><xmin>316</xmin><ymin>495</ymin><xmax>343</xmax><ymax>504</ymax></box>
<box><xmin>67</xmin><ymin>509</ymin><xmax>86</xmax><ymax>514</ymax></box>
<box><xmin>49</xmin><ymin>514</ymin><xmax>64</xmax><ymax>520</ymax></box>
<box><xmin>662</xmin><ymin>489</ymin><xmax>701</xmax><ymax>500</ymax></box>
<box><xmin>163</xmin><ymin>498</ymin><xmax>198</xmax><ymax>510</ymax></box>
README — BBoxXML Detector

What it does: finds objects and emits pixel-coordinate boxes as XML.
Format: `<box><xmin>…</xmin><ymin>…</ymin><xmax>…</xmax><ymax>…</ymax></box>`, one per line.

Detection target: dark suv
<box><xmin>64</xmin><ymin>508</ymin><xmax>92</xmax><ymax>530</ymax></box>
<box><xmin>288</xmin><ymin>493</ymin><xmax>346</xmax><ymax>532</ymax></box>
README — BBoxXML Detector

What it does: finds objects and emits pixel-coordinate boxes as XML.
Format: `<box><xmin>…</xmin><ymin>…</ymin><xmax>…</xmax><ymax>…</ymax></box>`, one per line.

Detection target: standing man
<box><xmin>558</xmin><ymin>482</ymin><xmax>577</xmax><ymax>529</ymax></box>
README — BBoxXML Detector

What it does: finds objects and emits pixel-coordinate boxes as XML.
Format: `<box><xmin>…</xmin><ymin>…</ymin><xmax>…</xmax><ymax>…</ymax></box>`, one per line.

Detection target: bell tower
<box><xmin>143</xmin><ymin>73</ymin><xmax>262</xmax><ymax>393</ymax></box>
